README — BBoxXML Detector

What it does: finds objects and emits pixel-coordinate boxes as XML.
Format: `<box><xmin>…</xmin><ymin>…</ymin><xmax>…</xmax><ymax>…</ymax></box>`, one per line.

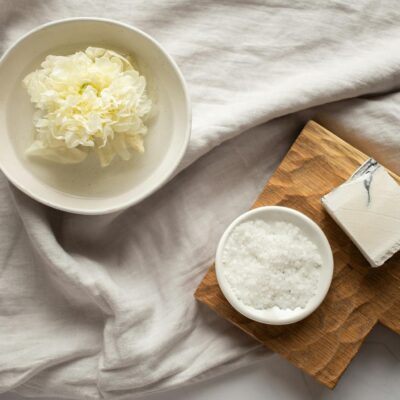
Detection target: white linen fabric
<box><xmin>1</xmin><ymin>1</ymin><xmax>400</xmax><ymax>399</ymax></box>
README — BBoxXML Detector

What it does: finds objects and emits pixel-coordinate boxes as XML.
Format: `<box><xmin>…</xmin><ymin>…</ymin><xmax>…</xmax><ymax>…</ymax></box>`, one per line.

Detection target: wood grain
<box><xmin>194</xmin><ymin>121</ymin><xmax>400</xmax><ymax>389</ymax></box>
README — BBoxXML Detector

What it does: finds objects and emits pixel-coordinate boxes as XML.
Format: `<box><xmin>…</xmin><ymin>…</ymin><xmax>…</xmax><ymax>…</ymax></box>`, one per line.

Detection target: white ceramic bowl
<box><xmin>0</xmin><ymin>18</ymin><xmax>190</xmax><ymax>214</ymax></box>
<box><xmin>215</xmin><ymin>206</ymin><xmax>334</xmax><ymax>325</ymax></box>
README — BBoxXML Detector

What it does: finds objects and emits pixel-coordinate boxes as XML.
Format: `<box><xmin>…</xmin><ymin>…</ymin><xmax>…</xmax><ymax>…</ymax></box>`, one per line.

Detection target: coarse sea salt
<box><xmin>222</xmin><ymin>219</ymin><xmax>322</xmax><ymax>310</ymax></box>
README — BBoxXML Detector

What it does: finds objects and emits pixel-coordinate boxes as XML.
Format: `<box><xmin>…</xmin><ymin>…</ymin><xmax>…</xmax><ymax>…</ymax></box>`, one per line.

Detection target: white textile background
<box><xmin>1</xmin><ymin>1</ymin><xmax>400</xmax><ymax>399</ymax></box>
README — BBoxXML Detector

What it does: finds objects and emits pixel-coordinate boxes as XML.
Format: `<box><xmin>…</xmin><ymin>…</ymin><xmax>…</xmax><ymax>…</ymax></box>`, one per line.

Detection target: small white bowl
<box><xmin>0</xmin><ymin>18</ymin><xmax>190</xmax><ymax>214</ymax></box>
<box><xmin>215</xmin><ymin>206</ymin><xmax>333</xmax><ymax>325</ymax></box>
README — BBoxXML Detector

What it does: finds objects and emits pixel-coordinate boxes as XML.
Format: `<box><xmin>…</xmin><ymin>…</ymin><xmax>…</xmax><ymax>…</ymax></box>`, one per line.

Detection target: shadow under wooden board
<box><xmin>194</xmin><ymin>120</ymin><xmax>400</xmax><ymax>389</ymax></box>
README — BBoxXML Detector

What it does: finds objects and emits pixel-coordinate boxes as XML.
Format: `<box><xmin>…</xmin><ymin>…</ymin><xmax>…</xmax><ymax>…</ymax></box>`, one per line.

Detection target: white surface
<box><xmin>2</xmin><ymin>1</ymin><xmax>400</xmax><ymax>399</ymax></box>
<box><xmin>215</xmin><ymin>206</ymin><xmax>333</xmax><ymax>325</ymax></box>
<box><xmin>322</xmin><ymin>160</ymin><xmax>400</xmax><ymax>268</ymax></box>
<box><xmin>1</xmin><ymin>324</ymin><xmax>399</xmax><ymax>400</ymax></box>
<box><xmin>0</xmin><ymin>18</ymin><xmax>190</xmax><ymax>214</ymax></box>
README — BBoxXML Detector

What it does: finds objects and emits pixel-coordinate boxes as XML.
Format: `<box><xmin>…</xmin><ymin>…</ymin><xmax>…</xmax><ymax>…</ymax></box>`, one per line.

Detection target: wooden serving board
<box><xmin>194</xmin><ymin>121</ymin><xmax>400</xmax><ymax>389</ymax></box>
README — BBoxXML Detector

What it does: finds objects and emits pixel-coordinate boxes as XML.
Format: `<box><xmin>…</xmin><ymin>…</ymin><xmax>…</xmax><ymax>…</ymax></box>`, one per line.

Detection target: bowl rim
<box><xmin>0</xmin><ymin>17</ymin><xmax>191</xmax><ymax>215</ymax></box>
<box><xmin>215</xmin><ymin>206</ymin><xmax>334</xmax><ymax>325</ymax></box>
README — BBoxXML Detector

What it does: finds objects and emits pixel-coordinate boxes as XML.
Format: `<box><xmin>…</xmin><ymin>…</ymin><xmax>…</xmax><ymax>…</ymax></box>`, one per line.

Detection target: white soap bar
<box><xmin>321</xmin><ymin>159</ymin><xmax>400</xmax><ymax>268</ymax></box>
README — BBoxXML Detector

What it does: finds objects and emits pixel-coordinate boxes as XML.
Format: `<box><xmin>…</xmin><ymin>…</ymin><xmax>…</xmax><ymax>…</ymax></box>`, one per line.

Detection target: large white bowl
<box><xmin>215</xmin><ymin>206</ymin><xmax>334</xmax><ymax>325</ymax></box>
<box><xmin>0</xmin><ymin>18</ymin><xmax>191</xmax><ymax>214</ymax></box>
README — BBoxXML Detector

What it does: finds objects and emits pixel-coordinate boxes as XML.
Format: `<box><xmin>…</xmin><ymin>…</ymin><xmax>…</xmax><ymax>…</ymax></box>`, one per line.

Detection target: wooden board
<box><xmin>194</xmin><ymin>121</ymin><xmax>400</xmax><ymax>389</ymax></box>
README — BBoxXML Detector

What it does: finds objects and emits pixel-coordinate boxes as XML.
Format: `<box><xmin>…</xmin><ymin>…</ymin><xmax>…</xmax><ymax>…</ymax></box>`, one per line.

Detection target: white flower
<box><xmin>23</xmin><ymin>47</ymin><xmax>152</xmax><ymax>167</ymax></box>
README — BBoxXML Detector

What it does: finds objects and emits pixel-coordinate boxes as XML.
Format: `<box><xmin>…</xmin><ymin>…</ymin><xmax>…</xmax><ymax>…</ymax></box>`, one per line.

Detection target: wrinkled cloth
<box><xmin>1</xmin><ymin>1</ymin><xmax>400</xmax><ymax>399</ymax></box>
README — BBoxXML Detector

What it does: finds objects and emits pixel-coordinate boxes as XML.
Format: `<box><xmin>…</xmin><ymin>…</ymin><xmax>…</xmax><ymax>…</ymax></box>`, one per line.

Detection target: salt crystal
<box><xmin>222</xmin><ymin>220</ymin><xmax>322</xmax><ymax>310</ymax></box>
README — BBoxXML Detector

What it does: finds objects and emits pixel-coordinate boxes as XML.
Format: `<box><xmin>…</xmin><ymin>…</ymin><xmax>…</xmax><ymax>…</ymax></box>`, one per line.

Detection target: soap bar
<box><xmin>321</xmin><ymin>159</ymin><xmax>400</xmax><ymax>267</ymax></box>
